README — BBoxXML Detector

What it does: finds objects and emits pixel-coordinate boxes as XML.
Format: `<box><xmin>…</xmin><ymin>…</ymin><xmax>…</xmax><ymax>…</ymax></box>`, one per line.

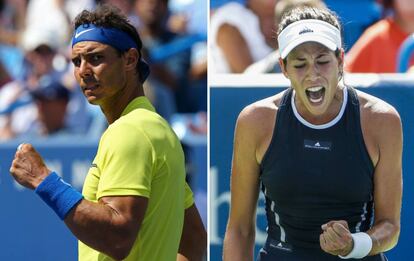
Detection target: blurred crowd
<box><xmin>0</xmin><ymin>0</ymin><xmax>207</xmax><ymax>141</ymax></box>
<box><xmin>210</xmin><ymin>0</ymin><xmax>414</xmax><ymax>74</ymax></box>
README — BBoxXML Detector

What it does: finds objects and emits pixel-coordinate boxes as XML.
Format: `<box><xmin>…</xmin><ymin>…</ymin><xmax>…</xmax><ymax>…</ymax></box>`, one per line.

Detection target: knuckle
<box><xmin>325</xmin><ymin>244</ymin><xmax>333</xmax><ymax>251</ymax></box>
<box><xmin>327</xmin><ymin>227</ymin><xmax>333</xmax><ymax>233</ymax></box>
<box><xmin>333</xmin><ymin>242</ymin><xmax>341</xmax><ymax>250</ymax></box>
<box><xmin>338</xmin><ymin>241</ymin><xmax>347</xmax><ymax>249</ymax></box>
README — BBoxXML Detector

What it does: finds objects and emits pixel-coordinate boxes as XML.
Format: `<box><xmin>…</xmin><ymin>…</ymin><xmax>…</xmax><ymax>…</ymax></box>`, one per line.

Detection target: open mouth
<box><xmin>83</xmin><ymin>84</ymin><xmax>99</xmax><ymax>91</ymax></box>
<box><xmin>305</xmin><ymin>86</ymin><xmax>325</xmax><ymax>104</ymax></box>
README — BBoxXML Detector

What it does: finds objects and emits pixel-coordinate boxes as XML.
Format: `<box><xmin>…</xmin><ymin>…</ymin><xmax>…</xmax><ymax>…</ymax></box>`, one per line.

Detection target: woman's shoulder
<box><xmin>238</xmin><ymin>90</ymin><xmax>286</xmax><ymax>122</ymax></box>
<box><xmin>235</xmin><ymin>90</ymin><xmax>287</xmax><ymax>141</ymax></box>
<box><xmin>356</xmin><ymin>89</ymin><xmax>401</xmax><ymax>133</ymax></box>
<box><xmin>356</xmin><ymin>89</ymin><xmax>400</xmax><ymax>117</ymax></box>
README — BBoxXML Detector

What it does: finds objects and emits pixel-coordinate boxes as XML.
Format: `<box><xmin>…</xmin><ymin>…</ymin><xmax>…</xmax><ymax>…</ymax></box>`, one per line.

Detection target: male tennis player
<box><xmin>10</xmin><ymin>4</ymin><xmax>206</xmax><ymax>261</ymax></box>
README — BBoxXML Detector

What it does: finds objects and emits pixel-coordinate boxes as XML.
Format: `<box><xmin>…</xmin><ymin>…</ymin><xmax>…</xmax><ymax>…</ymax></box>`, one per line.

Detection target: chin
<box><xmin>85</xmin><ymin>96</ymin><xmax>100</xmax><ymax>105</ymax></box>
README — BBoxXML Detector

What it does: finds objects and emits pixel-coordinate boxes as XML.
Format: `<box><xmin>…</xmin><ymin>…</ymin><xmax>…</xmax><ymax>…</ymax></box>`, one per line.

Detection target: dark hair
<box><xmin>275</xmin><ymin>0</ymin><xmax>327</xmax><ymax>27</ymax></box>
<box><xmin>277</xmin><ymin>6</ymin><xmax>341</xmax><ymax>35</ymax></box>
<box><xmin>380</xmin><ymin>0</ymin><xmax>393</xmax><ymax>10</ymax></box>
<box><xmin>73</xmin><ymin>4</ymin><xmax>146</xmax><ymax>81</ymax></box>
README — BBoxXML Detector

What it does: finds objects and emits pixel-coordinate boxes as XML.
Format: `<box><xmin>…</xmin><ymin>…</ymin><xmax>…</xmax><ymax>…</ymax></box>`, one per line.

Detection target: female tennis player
<box><xmin>223</xmin><ymin>6</ymin><xmax>402</xmax><ymax>261</ymax></box>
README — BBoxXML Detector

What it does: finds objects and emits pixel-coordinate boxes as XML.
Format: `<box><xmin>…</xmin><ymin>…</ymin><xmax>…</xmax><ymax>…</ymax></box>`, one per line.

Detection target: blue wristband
<box><xmin>35</xmin><ymin>172</ymin><xmax>83</xmax><ymax>220</ymax></box>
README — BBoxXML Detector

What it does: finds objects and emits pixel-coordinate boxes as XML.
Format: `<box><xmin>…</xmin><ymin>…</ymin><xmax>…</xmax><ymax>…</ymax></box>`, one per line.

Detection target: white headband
<box><xmin>278</xmin><ymin>19</ymin><xmax>341</xmax><ymax>59</ymax></box>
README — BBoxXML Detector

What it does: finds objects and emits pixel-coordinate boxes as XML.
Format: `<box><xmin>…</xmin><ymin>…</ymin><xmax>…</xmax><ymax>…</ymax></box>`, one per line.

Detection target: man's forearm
<box><xmin>64</xmin><ymin>199</ymin><xmax>140</xmax><ymax>260</ymax></box>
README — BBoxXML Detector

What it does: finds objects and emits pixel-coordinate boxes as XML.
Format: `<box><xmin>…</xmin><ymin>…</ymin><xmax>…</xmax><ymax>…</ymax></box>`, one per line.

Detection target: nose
<box><xmin>307</xmin><ymin>63</ymin><xmax>320</xmax><ymax>81</ymax></box>
<box><xmin>78</xmin><ymin>59</ymin><xmax>92</xmax><ymax>78</ymax></box>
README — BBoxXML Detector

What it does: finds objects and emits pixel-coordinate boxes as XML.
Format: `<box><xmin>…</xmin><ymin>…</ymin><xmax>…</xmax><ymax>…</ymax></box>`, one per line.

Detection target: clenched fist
<box><xmin>320</xmin><ymin>220</ymin><xmax>353</xmax><ymax>256</ymax></box>
<box><xmin>9</xmin><ymin>143</ymin><xmax>51</xmax><ymax>190</ymax></box>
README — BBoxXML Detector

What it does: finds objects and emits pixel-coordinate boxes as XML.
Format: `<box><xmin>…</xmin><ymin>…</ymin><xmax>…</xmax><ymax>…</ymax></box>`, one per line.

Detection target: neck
<box><xmin>294</xmin><ymin>87</ymin><xmax>344</xmax><ymax>125</ymax></box>
<box><xmin>101</xmin><ymin>82</ymin><xmax>145</xmax><ymax>124</ymax></box>
<box><xmin>394</xmin><ymin>13</ymin><xmax>414</xmax><ymax>33</ymax></box>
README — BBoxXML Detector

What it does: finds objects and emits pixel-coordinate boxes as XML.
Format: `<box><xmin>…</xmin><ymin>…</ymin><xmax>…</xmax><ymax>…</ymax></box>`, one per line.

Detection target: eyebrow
<box><xmin>71</xmin><ymin>50</ymin><xmax>104</xmax><ymax>59</ymax></box>
<box><xmin>316</xmin><ymin>53</ymin><xmax>329</xmax><ymax>59</ymax></box>
<box><xmin>293</xmin><ymin>53</ymin><xmax>330</xmax><ymax>61</ymax></box>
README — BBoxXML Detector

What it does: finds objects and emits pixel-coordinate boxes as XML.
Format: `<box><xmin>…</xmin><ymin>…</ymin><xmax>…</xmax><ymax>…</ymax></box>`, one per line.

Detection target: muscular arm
<box><xmin>216</xmin><ymin>24</ymin><xmax>254</xmax><ymax>73</ymax></box>
<box><xmin>223</xmin><ymin>106</ymin><xmax>263</xmax><ymax>261</ymax></box>
<box><xmin>9</xmin><ymin>144</ymin><xmax>147</xmax><ymax>261</ymax></box>
<box><xmin>366</xmin><ymin>107</ymin><xmax>402</xmax><ymax>255</ymax></box>
<box><xmin>65</xmin><ymin>196</ymin><xmax>147</xmax><ymax>260</ymax></box>
<box><xmin>177</xmin><ymin>204</ymin><xmax>207</xmax><ymax>261</ymax></box>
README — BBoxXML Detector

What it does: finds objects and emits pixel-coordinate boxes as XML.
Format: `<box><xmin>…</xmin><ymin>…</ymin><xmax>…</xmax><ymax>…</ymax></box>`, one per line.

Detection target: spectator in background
<box><xmin>0</xmin><ymin>24</ymin><xmax>93</xmax><ymax>140</ymax></box>
<box><xmin>345</xmin><ymin>0</ymin><xmax>414</xmax><ymax>72</ymax></box>
<box><xmin>245</xmin><ymin>0</ymin><xmax>326</xmax><ymax>74</ymax></box>
<box><xmin>24</xmin><ymin>0</ymin><xmax>70</xmax><ymax>48</ymax></box>
<box><xmin>168</xmin><ymin>0</ymin><xmax>207</xmax><ymax>112</ymax></box>
<box><xmin>27</xmin><ymin>80</ymin><xmax>71</xmax><ymax>138</ymax></box>
<box><xmin>133</xmin><ymin>0</ymin><xmax>192</xmax><ymax>116</ymax></box>
<box><xmin>210</xmin><ymin>0</ymin><xmax>276</xmax><ymax>73</ymax></box>
<box><xmin>0</xmin><ymin>0</ymin><xmax>27</xmax><ymax>87</ymax></box>
<box><xmin>0</xmin><ymin>27</ymin><xmax>65</xmax><ymax>140</ymax></box>
<box><xmin>0</xmin><ymin>0</ymin><xmax>27</xmax><ymax>46</ymax></box>
<box><xmin>96</xmin><ymin>0</ymin><xmax>138</xmax><ymax>26</ymax></box>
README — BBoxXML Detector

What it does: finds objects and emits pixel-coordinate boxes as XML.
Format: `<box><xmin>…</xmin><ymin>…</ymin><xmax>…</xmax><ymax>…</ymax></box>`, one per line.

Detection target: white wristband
<box><xmin>339</xmin><ymin>232</ymin><xmax>373</xmax><ymax>259</ymax></box>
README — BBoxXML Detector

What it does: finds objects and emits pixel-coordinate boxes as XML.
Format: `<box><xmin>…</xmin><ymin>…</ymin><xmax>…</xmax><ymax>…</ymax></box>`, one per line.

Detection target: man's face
<box><xmin>71</xmin><ymin>41</ymin><xmax>128</xmax><ymax>106</ymax></box>
<box><xmin>281</xmin><ymin>42</ymin><xmax>343</xmax><ymax>117</ymax></box>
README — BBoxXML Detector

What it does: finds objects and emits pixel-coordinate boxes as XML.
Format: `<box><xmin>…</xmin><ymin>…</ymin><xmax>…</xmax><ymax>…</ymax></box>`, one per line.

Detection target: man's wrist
<box><xmin>35</xmin><ymin>172</ymin><xmax>83</xmax><ymax>220</ymax></box>
<box><xmin>33</xmin><ymin>169</ymin><xmax>52</xmax><ymax>189</ymax></box>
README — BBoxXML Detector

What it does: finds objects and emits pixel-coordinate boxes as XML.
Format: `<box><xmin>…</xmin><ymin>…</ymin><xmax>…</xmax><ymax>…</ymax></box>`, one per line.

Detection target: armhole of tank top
<box><xmin>348</xmin><ymin>86</ymin><xmax>375</xmax><ymax>174</ymax></box>
<box><xmin>259</xmin><ymin>88</ymin><xmax>291</xmax><ymax>175</ymax></box>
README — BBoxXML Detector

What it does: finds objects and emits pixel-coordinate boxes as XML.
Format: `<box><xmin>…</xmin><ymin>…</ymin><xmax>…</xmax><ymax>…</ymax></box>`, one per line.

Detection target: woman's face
<box><xmin>281</xmin><ymin>42</ymin><xmax>343</xmax><ymax>117</ymax></box>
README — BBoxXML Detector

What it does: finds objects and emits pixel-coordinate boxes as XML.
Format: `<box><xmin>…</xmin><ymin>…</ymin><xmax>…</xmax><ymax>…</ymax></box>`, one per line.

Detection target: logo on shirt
<box><xmin>299</xmin><ymin>27</ymin><xmax>314</xmax><ymax>35</ymax></box>
<box><xmin>269</xmin><ymin>242</ymin><xmax>293</xmax><ymax>252</ymax></box>
<box><xmin>304</xmin><ymin>139</ymin><xmax>331</xmax><ymax>150</ymax></box>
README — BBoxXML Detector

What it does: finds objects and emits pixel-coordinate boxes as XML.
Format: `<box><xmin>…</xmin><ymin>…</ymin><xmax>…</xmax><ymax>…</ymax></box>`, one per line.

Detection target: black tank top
<box><xmin>260</xmin><ymin>86</ymin><xmax>374</xmax><ymax>249</ymax></box>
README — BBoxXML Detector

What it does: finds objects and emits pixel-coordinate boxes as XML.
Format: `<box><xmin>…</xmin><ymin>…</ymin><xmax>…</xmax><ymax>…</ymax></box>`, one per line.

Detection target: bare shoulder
<box><xmin>356</xmin><ymin>89</ymin><xmax>402</xmax><ymax>138</ymax></box>
<box><xmin>236</xmin><ymin>90</ymin><xmax>285</xmax><ymax>129</ymax></box>
<box><xmin>357</xmin><ymin>90</ymin><xmax>401</xmax><ymax>122</ymax></box>
<box><xmin>235</xmin><ymin>90</ymin><xmax>286</xmax><ymax>163</ymax></box>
